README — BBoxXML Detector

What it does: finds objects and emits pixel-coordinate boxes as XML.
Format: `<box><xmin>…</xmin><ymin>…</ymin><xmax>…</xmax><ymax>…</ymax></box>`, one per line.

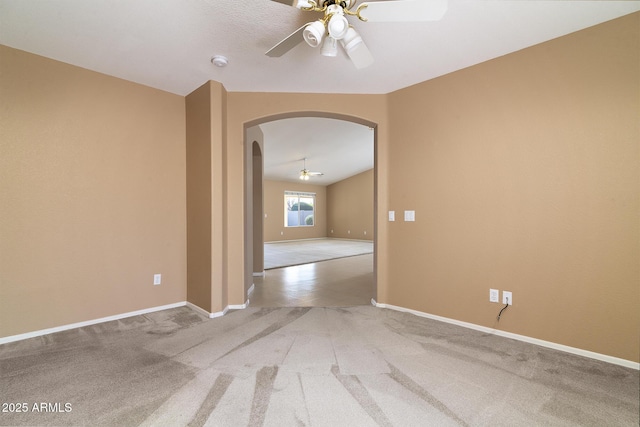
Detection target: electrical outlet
<box><xmin>153</xmin><ymin>274</ymin><xmax>161</xmax><ymax>285</ymax></box>
<box><xmin>489</xmin><ymin>289</ymin><xmax>499</xmax><ymax>303</ymax></box>
<box><xmin>503</xmin><ymin>291</ymin><xmax>512</xmax><ymax>305</ymax></box>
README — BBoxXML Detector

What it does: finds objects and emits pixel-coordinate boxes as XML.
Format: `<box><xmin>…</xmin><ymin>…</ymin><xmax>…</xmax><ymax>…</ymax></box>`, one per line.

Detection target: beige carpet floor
<box><xmin>1</xmin><ymin>305</ymin><xmax>638</xmax><ymax>426</ymax></box>
<box><xmin>264</xmin><ymin>238</ymin><xmax>374</xmax><ymax>270</ymax></box>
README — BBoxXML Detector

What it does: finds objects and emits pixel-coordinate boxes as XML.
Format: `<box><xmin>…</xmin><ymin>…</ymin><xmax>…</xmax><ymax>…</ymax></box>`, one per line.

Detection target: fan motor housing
<box><xmin>324</xmin><ymin>0</ymin><xmax>353</xmax><ymax>9</ymax></box>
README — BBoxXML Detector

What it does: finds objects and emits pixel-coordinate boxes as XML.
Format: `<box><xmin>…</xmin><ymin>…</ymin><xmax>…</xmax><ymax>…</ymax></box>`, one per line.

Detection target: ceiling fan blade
<box><xmin>265</xmin><ymin>24</ymin><xmax>306</xmax><ymax>57</ymax></box>
<box><xmin>270</xmin><ymin>0</ymin><xmax>315</xmax><ymax>9</ymax></box>
<box><xmin>270</xmin><ymin>0</ymin><xmax>297</xmax><ymax>5</ymax></box>
<box><xmin>308</xmin><ymin>172</ymin><xmax>324</xmax><ymax>176</ymax></box>
<box><xmin>358</xmin><ymin>0</ymin><xmax>448</xmax><ymax>22</ymax></box>
<box><xmin>344</xmin><ymin>38</ymin><xmax>374</xmax><ymax>69</ymax></box>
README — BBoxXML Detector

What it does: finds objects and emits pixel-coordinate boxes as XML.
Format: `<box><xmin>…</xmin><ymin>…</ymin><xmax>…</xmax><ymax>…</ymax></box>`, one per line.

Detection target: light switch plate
<box><xmin>153</xmin><ymin>274</ymin><xmax>161</xmax><ymax>285</ymax></box>
<box><xmin>404</xmin><ymin>210</ymin><xmax>415</xmax><ymax>221</ymax></box>
<box><xmin>489</xmin><ymin>289</ymin><xmax>499</xmax><ymax>303</ymax></box>
<box><xmin>389</xmin><ymin>211</ymin><xmax>395</xmax><ymax>221</ymax></box>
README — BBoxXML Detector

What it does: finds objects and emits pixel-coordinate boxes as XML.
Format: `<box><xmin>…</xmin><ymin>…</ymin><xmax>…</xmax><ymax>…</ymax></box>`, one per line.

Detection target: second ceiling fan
<box><xmin>299</xmin><ymin>158</ymin><xmax>323</xmax><ymax>180</ymax></box>
<box><xmin>266</xmin><ymin>0</ymin><xmax>448</xmax><ymax>69</ymax></box>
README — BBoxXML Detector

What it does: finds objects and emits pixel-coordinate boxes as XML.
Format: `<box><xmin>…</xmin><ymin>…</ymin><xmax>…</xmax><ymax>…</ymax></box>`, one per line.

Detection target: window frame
<box><xmin>284</xmin><ymin>191</ymin><xmax>316</xmax><ymax>228</ymax></box>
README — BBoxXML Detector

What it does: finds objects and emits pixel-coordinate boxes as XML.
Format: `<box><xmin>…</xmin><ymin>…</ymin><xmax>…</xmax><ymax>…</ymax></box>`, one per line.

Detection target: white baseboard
<box><xmin>0</xmin><ymin>298</ymin><xmax>253</xmax><ymax>345</ymax></box>
<box><xmin>11</xmin><ymin>299</ymin><xmax>631</xmax><ymax>370</ymax></box>
<box><xmin>0</xmin><ymin>301</ymin><xmax>187</xmax><ymax>345</ymax></box>
<box><xmin>373</xmin><ymin>301</ymin><xmax>639</xmax><ymax>370</ymax></box>
<box><xmin>265</xmin><ymin>237</ymin><xmax>325</xmax><ymax>244</ymax></box>
<box><xmin>177</xmin><ymin>299</ymin><xmax>252</xmax><ymax>318</ymax></box>
<box><xmin>248</xmin><ymin>284</ymin><xmax>255</xmax><ymax>295</ymax></box>
<box><xmin>252</xmin><ymin>271</ymin><xmax>265</xmax><ymax>277</ymax></box>
<box><xmin>185</xmin><ymin>301</ymin><xmax>229</xmax><ymax>319</ymax></box>
<box><xmin>328</xmin><ymin>237</ymin><xmax>374</xmax><ymax>243</ymax></box>
<box><xmin>228</xmin><ymin>299</ymin><xmax>249</xmax><ymax>310</ymax></box>
<box><xmin>265</xmin><ymin>237</ymin><xmax>373</xmax><ymax>244</ymax></box>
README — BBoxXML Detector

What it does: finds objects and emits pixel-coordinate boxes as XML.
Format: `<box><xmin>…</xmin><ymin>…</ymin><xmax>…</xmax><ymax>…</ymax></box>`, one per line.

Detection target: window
<box><xmin>285</xmin><ymin>191</ymin><xmax>315</xmax><ymax>227</ymax></box>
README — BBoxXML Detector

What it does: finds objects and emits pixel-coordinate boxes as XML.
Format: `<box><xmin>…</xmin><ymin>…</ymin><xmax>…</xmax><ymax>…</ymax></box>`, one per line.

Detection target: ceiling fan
<box><xmin>266</xmin><ymin>0</ymin><xmax>448</xmax><ymax>69</ymax></box>
<box><xmin>299</xmin><ymin>158</ymin><xmax>324</xmax><ymax>180</ymax></box>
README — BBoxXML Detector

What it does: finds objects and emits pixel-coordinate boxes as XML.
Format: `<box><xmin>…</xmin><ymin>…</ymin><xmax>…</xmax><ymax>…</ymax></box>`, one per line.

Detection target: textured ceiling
<box><xmin>258</xmin><ymin>118</ymin><xmax>374</xmax><ymax>185</ymax></box>
<box><xmin>1</xmin><ymin>1</ymin><xmax>638</xmax><ymax>185</ymax></box>
<box><xmin>1</xmin><ymin>1</ymin><xmax>638</xmax><ymax>96</ymax></box>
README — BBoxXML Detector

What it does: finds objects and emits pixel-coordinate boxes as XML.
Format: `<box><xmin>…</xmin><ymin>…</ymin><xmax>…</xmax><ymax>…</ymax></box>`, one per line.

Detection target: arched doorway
<box><xmin>244</xmin><ymin>113</ymin><xmax>377</xmax><ymax>306</ymax></box>
<box><xmin>244</xmin><ymin>127</ymin><xmax>266</xmax><ymax>298</ymax></box>
<box><xmin>252</xmin><ymin>141</ymin><xmax>264</xmax><ymax>276</ymax></box>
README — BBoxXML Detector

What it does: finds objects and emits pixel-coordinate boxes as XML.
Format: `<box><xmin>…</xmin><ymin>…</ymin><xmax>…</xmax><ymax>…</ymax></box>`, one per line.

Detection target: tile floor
<box><xmin>250</xmin><ymin>254</ymin><xmax>374</xmax><ymax>307</ymax></box>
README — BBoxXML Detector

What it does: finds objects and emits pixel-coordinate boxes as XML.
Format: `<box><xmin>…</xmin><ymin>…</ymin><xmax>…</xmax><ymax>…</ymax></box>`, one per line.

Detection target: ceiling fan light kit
<box><xmin>341</xmin><ymin>26</ymin><xmax>362</xmax><ymax>53</ymax></box>
<box><xmin>327</xmin><ymin>5</ymin><xmax>349</xmax><ymax>39</ymax></box>
<box><xmin>303</xmin><ymin>20</ymin><xmax>326</xmax><ymax>47</ymax></box>
<box><xmin>295</xmin><ymin>0</ymin><xmax>316</xmax><ymax>9</ymax></box>
<box><xmin>267</xmin><ymin>0</ymin><xmax>448</xmax><ymax>68</ymax></box>
<box><xmin>321</xmin><ymin>36</ymin><xmax>338</xmax><ymax>57</ymax></box>
<box><xmin>341</xmin><ymin>27</ymin><xmax>373</xmax><ymax>69</ymax></box>
<box><xmin>299</xmin><ymin>158</ymin><xmax>323</xmax><ymax>180</ymax></box>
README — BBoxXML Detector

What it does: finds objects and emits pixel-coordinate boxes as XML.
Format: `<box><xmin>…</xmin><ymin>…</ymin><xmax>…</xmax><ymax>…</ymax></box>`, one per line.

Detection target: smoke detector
<box><xmin>211</xmin><ymin>55</ymin><xmax>228</xmax><ymax>67</ymax></box>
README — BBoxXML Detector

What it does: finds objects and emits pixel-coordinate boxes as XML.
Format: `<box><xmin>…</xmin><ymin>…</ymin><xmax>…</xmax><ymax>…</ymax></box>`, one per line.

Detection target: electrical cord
<box><xmin>497</xmin><ymin>297</ymin><xmax>509</xmax><ymax>321</ymax></box>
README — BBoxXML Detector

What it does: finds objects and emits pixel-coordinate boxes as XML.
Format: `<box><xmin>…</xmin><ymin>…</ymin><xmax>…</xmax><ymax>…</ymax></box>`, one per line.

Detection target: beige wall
<box><xmin>248</xmin><ymin>128</ymin><xmax>265</xmax><ymax>275</ymax></box>
<box><xmin>226</xmin><ymin>97</ymin><xmax>388</xmax><ymax>308</ymax></box>
<box><xmin>0</xmin><ymin>45</ymin><xmax>186</xmax><ymax>337</ymax></box>
<box><xmin>386</xmin><ymin>13</ymin><xmax>639</xmax><ymax>362</ymax></box>
<box><xmin>263</xmin><ymin>180</ymin><xmax>327</xmax><ymax>242</ymax></box>
<box><xmin>2</xmin><ymin>13</ymin><xmax>637</xmax><ymax>364</ymax></box>
<box><xmin>327</xmin><ymin>169</ymin><xmax>374</xmax><ymax>241</ymax></box>
<box><xmin>185</xmin><ymin>83</ymin><xmax>212</xmax><ymax>312</ymax></box>
<box><xmin>185</xmin><ymin>81</ymin><xmax>228</xmax><ymax>314</ymax></box>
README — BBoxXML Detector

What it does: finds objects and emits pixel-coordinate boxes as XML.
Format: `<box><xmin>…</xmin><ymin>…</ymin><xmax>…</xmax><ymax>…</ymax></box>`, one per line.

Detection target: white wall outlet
<box><xmin>153</xmin><ymin>274</ymin><xmax>161</xmax><ymax>285</ymax></box>
<box><xmin>364</xmin><ymin>231</ymin><xmax>367</xmax><ymax>235</ymax></box>
<box><xmin>348</xmin><ymin>230</ymin><xmax>351</xmax><ymax>234</ymax></box>
<box><xmin>404</xmin><ymin>210</ymin><xmax>415</xmax><ymax>221</ymax></box>
<box><xmin>489</xmin><ymin>289</ymin><xmax>499</xmax><ymax>303</ymax></box>
<box><xmin>389</xmin><ymin>211</ymin><xmax>395</xmax><ymax>221</ymax></box>
<box><xmin>280</xmin><ymin>231</ymin><xmax>284</xmax><ymax>235</ymax></box>
<box><xmin>503</xmin><ymin>291</ymin><xmax>512</xmax><ymax>305</ymax></box>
